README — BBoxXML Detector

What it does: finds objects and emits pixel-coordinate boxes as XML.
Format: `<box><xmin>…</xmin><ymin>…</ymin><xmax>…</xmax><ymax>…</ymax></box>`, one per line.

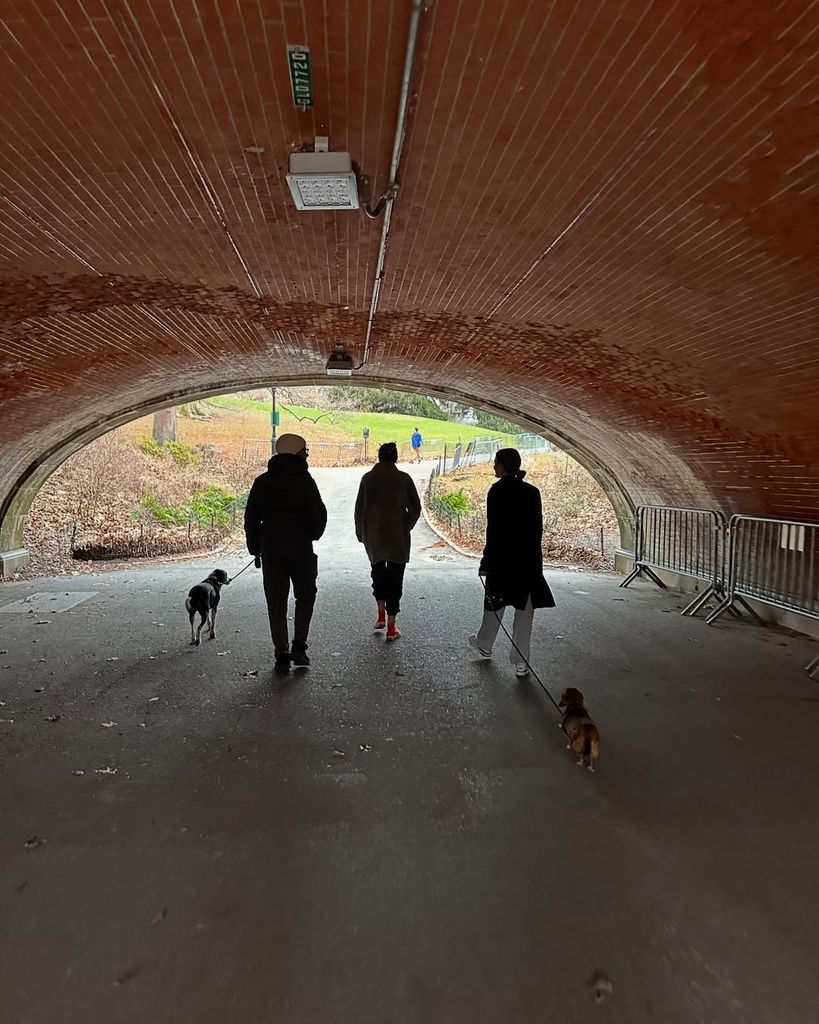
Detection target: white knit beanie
<box><xmin>275</xmin><ymin>433</ymin><xmax>307</xmax><ymax>455</ymax></box>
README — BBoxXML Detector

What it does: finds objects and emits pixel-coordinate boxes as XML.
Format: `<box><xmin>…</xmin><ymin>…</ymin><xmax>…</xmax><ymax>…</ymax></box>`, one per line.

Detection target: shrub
<box><xmin>139</xmin><ymin>494</ymin><xmax>189</xmax><ymax>527</ymax></box>
<box><xmin>438</xmin><ymin>488</ymin><xmax>471</xmax><ymax>516</ymax></box>
<box><xmin>187</xmin><ymin>483</ymin><xmax>241</xmax><ymax>527</ymax></box>
<box><xmin>139</xmin><ymin>484</ymin><xmax>241</xmax><ymax>528</ymax></box>
<box><xmin>134</xmin><ymin>435</ymin><xmax>164</xmax><ymax>458</ymax></box>
<box><xmin>164</xmin><ymin>440</ymin><xmax>201</xmax><ymax>465</ymax></box>
<box><xmin>133</xmin><ymin>436</ymin><xmax>200</xmax><ymax>464</ymax></box>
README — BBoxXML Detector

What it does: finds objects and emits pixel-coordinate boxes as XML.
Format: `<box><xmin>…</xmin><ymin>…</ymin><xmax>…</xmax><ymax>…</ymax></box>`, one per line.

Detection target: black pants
<box><xmin>370</xmin><ymin>561</ymin><xmax>406</xmax><ymax>615</ymax></box>
<box><xmin>261</xmin><ymin>549</ymin><xmax>318</xmax><ymax>655</ymax></box>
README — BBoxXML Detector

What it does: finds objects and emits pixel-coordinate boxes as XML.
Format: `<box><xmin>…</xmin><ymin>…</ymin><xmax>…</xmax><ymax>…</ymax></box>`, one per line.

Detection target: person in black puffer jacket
<box><xmin>468</xmin><ymin>447</ymin><xmax>555</xmax><ymax>677</ymax></box>
<box><xmin>244</xmin><ymin>433</ymin><xmax>327</xmax><ymax>672</ymax></box>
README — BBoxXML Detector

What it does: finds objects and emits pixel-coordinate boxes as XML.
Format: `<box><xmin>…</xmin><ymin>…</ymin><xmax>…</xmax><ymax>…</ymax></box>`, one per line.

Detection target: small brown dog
<box><xmin>559</xmin><ymin>687</ymin><xmax>600</xmax><ymax>772</ymax></box>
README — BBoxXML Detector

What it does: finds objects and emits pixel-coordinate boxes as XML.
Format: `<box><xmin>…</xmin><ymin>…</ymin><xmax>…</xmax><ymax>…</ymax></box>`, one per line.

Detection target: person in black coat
<box><xmin>469</xmin><ymin>448</ymin><xmax>555</xmax><ymax>676</ymax></box>
<box><xmin>244</xmin><ymin>433</ymin><xmax>327</xmax><ymax>671</ymax></box>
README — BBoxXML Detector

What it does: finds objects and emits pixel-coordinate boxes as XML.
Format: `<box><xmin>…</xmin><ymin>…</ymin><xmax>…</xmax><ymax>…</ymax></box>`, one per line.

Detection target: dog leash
<box><xmin>480</xmin><ymin>573</ymin><xmax>563</xmax><ymax>716</ymax></box>
<box><xmin>228</xmin><ymin>557</ymin><xmax>256</xmax><ymax>584</ymax></box>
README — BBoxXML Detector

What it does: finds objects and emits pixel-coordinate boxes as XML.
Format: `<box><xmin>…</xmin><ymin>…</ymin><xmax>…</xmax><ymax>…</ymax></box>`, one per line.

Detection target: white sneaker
<box><xmin>514</xmin><ymin>663</ymin><xmax>530</xmax><ymax>678</ymax></box>
<box><xmin>469</xmin><ymin>635</ymin><xmax>492</xmax><ymax>659</ymax></box>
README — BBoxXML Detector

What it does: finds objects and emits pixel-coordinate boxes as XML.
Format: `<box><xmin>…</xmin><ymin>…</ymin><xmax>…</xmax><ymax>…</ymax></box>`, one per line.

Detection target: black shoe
<box><xmin>291</xmin><ymin>642</ymin><xmax>310</xmax><ymax>668</ymax></box>
<box><xmin>274</xmin><ymin>652</ymin><xmax>292</xmax><ymax>673</ymax></box>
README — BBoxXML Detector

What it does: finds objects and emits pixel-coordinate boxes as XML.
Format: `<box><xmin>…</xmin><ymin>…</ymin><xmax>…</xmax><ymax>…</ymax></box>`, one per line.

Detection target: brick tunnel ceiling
<box><xmin>0</xmin><ymin>0</ymin><xmax>817</xmax><ymax>525</ymax></box>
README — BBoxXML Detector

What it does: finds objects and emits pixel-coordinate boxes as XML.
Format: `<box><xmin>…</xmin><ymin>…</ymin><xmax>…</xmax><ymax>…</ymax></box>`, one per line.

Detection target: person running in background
<box><xmin>469</xmin><ymin>447</ymin><xmax>555</xmax><ymax>676</ymax></box>
<box><xmin>244</xmin><ymin>433</ymin><xmax>327</xmax><ymax>672</ymax></box>
<box><xmin>354</xmin><ymin>441</ymin><xmax>421</xmax><ymax>641</ymax></box>
<box><xmin>410</xmin><ymin>426</ymin><xmax>423</xmax><ymax>462</ymax></box>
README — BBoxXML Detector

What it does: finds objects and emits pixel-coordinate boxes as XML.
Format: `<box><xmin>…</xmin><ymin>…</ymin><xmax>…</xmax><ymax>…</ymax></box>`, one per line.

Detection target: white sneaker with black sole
<box><xmin>469</xmin><ymin>635</ymin><xmax>492</xmax><ymax>660</ymax></box>
<box><xmin>514</xmin><ymin>663</ymin><xmax>530</xmax><ymax>678</ymax></box>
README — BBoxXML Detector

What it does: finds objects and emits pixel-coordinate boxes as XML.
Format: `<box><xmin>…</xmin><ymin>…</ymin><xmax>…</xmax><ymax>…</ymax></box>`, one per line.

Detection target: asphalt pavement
<box><xmin>1</xmin><ymin>462</ymin><xmax>818</xmax><ymax>1024</ymax></box>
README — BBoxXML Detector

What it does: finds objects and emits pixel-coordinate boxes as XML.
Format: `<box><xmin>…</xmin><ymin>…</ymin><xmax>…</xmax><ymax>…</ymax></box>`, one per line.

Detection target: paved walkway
<box><xmin>1</xmin><ymin>465</ymin><xmax>818</xmax><ymax>1023</ymax></box>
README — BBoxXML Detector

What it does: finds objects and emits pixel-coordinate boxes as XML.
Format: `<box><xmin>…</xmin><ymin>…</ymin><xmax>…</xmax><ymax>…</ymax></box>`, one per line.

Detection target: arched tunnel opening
<box><xmin>7</xmin><ymin>382</ymin><xmax>626</xmax><ymax>577</ymax></box>
<box><xmin>1</xmin><ymin>0</ymin><xmax>818</xmax><ymax>1019</ymax></box>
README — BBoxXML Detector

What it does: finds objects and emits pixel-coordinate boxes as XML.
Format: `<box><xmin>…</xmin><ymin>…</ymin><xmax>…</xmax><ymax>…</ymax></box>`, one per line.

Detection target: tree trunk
<box><xmin>152</xmin><ymin>408</ymin><xmax>178</xmax><ymax>444</ymax></box>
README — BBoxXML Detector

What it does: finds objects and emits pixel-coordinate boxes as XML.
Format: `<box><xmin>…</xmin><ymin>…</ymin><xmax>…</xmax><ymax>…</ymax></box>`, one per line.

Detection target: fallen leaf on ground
<box><xmin>151</xmin><ymin>909</ymin><xmax>167</xmax><ymax>926</ymax></box>
<box><xmin>359</xmin><ymin>744</ymin><xmax>372</xmax><ymax>752</ymax></box>
<box><xmin>34</xmin><ymin>687</ymin><xmax>44</xmax><ymax>693</ymax></box>
<box><xmin>241</xmin><ymin>670</ymin><xmax>258</xmax><ymax>678</ymax></box>
<box><xmin>71</xmin><ymin>769</ymin><xmax>85</xmax><ymax>776</ymax></box>
<box><xmin>216</xmin><ymin>651</ymin><xmax>230</xmax><ymax>656</ymax></box>
<box><xmin>331</xmin><ymin>750</ymin><xmax>346</xmax><ymax>758</ymax></box>
<box><xmin>148</xmin><ymin>696</ymin><xmax>160</xmax><ymax>702</ymax></box>
<box><xmin>101</xmin><ymin>721</ymin><xmax>117</xmax><ymax>728</ymax></box>
<box><xmin>24</xmin><ymin>835</ymin><xmax>46</xmax><ymax>850</ymax></box>
<box><xmin>107</xmin><ymin>657</ymin><xmax>120</xmax><ymax>662</ymax></box>
<box><xmin>115</xmin><ymin>967</ymin><xmax>139</xmax><ymax>986</ymax></box>
<box><xmin>587</xmin><ymin>971</ymin><xmax>614</xmax><ymax>1002</ymax></box>
<box><xmin>35</xmin><ymin>620</ymin><xmax>50</xmax><ymax>624</ymax></box>
<box><xmin>45</xmin><ymin>714</ymin><xmax>62</xmax><ymax>722</ymax></box>
<box><xmin>95</xmin><ymin>767</ymin><xmax>117</xmax><ymax>775</ymax></box>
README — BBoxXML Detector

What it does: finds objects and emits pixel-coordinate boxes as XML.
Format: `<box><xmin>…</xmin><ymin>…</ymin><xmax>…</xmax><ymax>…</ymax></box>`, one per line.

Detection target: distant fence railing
<box><xmin>241</xmin><ymin>435</ymin><xmax>525</xmax><ymax>467</ymax></box>
<box><xmin>69</xmin><ymin>496</ymin><xmax>247</xmax><ymax>561</ymax></box>
<box><xmin>619</xmin><ymin>506</ymin><xmax>727</xmax><ymax>617</ymax></box>
<box><xmin>459</xmin><ymin>432</ymin><xmax>552</xmax><ymax>468</ymax></box>
<box><xmin>425</xmin><ymin>459</ymin><xmax>617</xmax><ymax>567</ymax></box>
<box><xmin>706</xmin><ymin>516</ymin><xmax>819</xmax><ymax>631</ymax></box>
<box><xmin>426</xmin><ymin>463</ymin><xmax>463</xmax><ymax>536</ymax></box>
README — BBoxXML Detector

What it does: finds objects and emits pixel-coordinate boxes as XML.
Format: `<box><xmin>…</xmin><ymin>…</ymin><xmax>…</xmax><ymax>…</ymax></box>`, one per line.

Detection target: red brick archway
<box><xmin>2</xmin><ymin>1</ymin><xmax>817</xmax><ymax>568</ymax></box>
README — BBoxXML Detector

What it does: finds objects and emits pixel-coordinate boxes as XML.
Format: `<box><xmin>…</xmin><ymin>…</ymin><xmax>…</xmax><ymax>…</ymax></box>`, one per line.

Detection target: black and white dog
<box><xmin>186</xmin><ymin>569</ymin><xmax>230</xmax><ymax>645</ymax></box>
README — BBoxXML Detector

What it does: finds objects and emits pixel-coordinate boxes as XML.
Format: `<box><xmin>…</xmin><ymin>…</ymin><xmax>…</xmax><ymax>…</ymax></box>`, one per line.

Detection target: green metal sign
<box><xmin>287</xmin><ymin>45</ymin><xmax>313</xmax><ymax>108</ymax></box>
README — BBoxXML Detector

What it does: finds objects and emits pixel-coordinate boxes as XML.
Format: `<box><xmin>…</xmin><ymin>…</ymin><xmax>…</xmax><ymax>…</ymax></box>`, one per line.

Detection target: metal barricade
<box><xmin>706</xmin><ymin>518</ymin><xmax>819</xmax><ymax>654</ymax></box>
<box><xmin>620</xmin><ymin>506</ymin><xmax>727</xmax><ymax>617</ymax></box>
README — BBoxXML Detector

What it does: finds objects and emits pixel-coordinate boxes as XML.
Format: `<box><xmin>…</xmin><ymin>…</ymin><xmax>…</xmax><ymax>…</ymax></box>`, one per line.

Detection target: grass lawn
<box><xmin>209</xmin><ymin>395</ymin><xmax>515</xmax><ymax>449</ymax></box>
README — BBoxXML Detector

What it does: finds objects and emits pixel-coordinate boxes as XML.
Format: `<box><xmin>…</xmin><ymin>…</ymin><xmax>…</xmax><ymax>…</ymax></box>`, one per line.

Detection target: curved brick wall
<box><xmin>1</xmin><ymin>1</ymin><xmax>817</xmax><ymax>555</ymax></box>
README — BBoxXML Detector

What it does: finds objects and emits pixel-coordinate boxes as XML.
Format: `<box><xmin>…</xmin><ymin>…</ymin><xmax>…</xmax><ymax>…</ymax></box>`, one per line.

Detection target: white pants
<box><xmin>475</xmin><ymin>597</ymin><xmax>534</xmax><ymax>665</ymax></box>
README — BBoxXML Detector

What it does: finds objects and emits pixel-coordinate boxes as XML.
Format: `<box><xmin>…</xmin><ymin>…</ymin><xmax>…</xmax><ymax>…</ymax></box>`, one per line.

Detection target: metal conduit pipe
<box><xmin>356</xmin><ymin>0</ymin><xmax>426</xmax><ymax>370</ymax></box>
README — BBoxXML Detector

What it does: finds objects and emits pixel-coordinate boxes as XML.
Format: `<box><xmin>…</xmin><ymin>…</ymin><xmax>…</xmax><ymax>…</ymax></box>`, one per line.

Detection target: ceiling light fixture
<box><xmin>287</xmin><ymin>137</ymin><xmax>359</xmax><ymax>211</ymax></box>
<box><xmin>325</xmin><ymin>343</ymin><xmax>354</xmax><ymax>377</ymax></box>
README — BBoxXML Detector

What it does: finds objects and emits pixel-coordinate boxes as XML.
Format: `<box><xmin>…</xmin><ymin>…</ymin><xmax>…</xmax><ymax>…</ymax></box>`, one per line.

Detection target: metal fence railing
<box><xmin>459</xmin><ymin>432</ymin><xmax>552</xmax><ymax>468</ymax></box>
<box><xmin>425</xmin><ymin>459</ymin><xmax>617</xmax><ymax>567</ymax></box>
<box><xmin>706</xmin><ymin>516</ymin><xmax>819</xmax><ymax>628</ymax></box>
<box><xmin>69</xmin><ymin>495</ymin><xmax>247</xmax><ymax>561</ymax></box>
<box><xmin>619</xmin><ymin>506</ymin><xmax>727</xmax><ymax>617</ymax></box>
<box><xmin>242</xmin><ymin>431</ymin><xmax>553</xmax><ymax>469</ymax></box>
<box><xmin>425</xmin><ymin>463</ymin><xmax>462</xmax><ymax>536</ymax></box>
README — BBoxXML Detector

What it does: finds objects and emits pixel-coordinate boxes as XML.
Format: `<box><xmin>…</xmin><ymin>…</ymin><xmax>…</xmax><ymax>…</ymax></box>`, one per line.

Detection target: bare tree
<box><xmin>152</xmin><ymin>407</ymin><xmax>178</xmax><ymax>444</ymax></box>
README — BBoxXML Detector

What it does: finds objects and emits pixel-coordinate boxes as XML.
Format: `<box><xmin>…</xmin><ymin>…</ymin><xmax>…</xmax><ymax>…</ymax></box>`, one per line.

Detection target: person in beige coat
<box><xmin>354</xmin><ymin>442</ymin><xmax>422</xmax><ymax>640</ymax></box>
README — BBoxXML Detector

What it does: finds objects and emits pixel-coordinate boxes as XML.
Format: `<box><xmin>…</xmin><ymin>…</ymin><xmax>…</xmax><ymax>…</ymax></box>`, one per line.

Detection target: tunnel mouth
<box><xmin>2</xmin><ymin>380</ymin><xmax>634</xmax><ymax>577</ymax></box>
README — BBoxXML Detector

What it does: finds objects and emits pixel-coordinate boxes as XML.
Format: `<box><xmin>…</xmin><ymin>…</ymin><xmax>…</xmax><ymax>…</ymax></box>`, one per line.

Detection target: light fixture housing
<box><xmin>287</xmin><ymin>150</ymin><xmax>359</xmax><ymax>211</ymax></box>
<box><xmin>325</xmin><ymin>343</ymin><xmax>354</xmax><ymax>377</ymax></box>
